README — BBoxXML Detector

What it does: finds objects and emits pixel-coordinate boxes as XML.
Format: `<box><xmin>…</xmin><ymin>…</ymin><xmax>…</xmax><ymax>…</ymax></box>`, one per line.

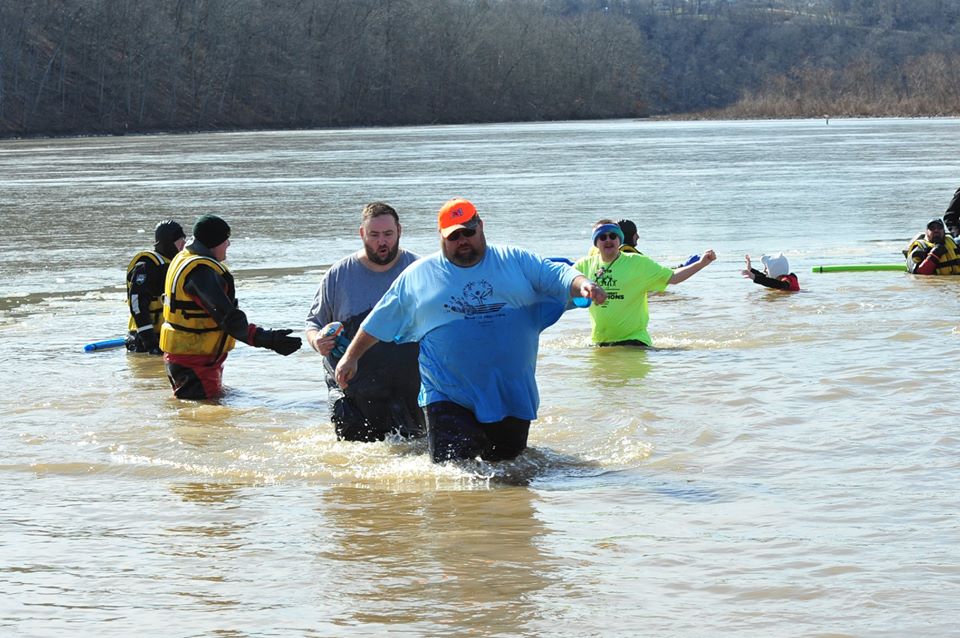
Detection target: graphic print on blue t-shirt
<box><xmin>361</xmin><ymin>245</ymin><xmax>581</xmax><ymax>422</ymax></box>
<box><xmin>443</xmin><ymin>279</ymin><xmax>507</xmax><ymax>318</ymax></box>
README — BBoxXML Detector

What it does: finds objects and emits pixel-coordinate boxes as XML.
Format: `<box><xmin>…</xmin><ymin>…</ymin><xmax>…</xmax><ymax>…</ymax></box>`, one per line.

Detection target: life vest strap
<box><xmin>171</xmin><ymin>297</ymin><xmax>203</xmax><ymax>310</ymax></box>
<box><xmin>163</xmin><ymin>321</ymin><xmax>219</xmax><ymax>335</ymax></box>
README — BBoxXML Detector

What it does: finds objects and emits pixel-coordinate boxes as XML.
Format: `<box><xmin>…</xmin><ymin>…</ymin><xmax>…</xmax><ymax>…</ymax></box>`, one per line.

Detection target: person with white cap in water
<box><xmin>742</xmin><ymin>252</ymin><xmax>800</xmax><ymax>291</ymax></box>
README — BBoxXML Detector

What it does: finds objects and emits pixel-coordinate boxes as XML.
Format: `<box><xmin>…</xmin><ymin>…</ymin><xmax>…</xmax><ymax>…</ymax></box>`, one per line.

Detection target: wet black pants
<box><xmin>424</xmin><ymin>401</ymin><xmax>530</xmax><ymax>463</ymax></box>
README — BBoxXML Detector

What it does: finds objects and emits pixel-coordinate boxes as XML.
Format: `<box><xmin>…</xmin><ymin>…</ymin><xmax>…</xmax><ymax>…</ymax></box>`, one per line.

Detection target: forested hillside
<box><xmin>3</xmin><ymin>0</ymin><xmax>960</xmax><ymax>137</ymax></box>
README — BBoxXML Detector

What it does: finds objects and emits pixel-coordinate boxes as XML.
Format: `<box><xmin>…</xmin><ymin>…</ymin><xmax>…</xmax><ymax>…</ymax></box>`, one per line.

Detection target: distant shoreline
<box><xmin>5</xmin><ymin>113</ymin><xmax>960</xmax><ymax>142</ymax></box>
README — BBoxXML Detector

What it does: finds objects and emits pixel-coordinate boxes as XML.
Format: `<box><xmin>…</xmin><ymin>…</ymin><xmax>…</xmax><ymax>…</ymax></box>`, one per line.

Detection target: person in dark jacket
<box><xmin>160</xmin><ymin>215</ymin><xmax>302</xmax><ymax>400</ymax></box>
<box><xmin>126</xmin><ymin>220</ymin><xmax>186</xmax><ymax>353</ymax></box>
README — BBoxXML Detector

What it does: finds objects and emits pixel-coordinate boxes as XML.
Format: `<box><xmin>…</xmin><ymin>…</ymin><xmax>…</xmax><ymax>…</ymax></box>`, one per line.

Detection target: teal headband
<box><xmin>592</xmin><ymin>223</ymin><xmax>624</xmax><ymax>245</ymax></box>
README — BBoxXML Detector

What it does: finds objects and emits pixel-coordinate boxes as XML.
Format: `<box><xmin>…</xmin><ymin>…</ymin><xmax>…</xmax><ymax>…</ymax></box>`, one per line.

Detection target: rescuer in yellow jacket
<box><xmin>160</xmin><ymin>214</ymin><xmax>302</xmax><ymax>400</ymax></box>
<box><xmin>904</xmin><ymin>218</ymin><xmax>960</xmax><ymax>275</ymax></box>
<box><xmin>126</xmin><ymin>220</ymin><xmax>185</xmax><ymax>354</ymax></box>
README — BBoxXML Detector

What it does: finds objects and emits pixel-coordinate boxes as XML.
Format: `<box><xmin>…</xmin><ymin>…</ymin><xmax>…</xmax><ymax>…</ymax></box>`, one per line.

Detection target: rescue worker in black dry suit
<box><xmin>160</xmin><ymin>214</ymin><xmax>302</xmax><ymax>400</ymax></box>
<box><xmin>126</xmin><ymin>220</ymin><xmax>186</xmax><ymax>353</ymax></box>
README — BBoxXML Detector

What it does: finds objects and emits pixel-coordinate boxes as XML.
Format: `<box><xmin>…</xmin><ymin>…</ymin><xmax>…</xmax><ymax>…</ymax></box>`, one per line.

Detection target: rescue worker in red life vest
<box><xmin>126</xmin><ymin>220</ymin><xmax>186</xmax><ymax>354</ymax></box>
<box><xmin>160</xmin><ymin>215</ymin><xmax>302</xmax><ymax>400</ymax></box>
<box><xmin>904</xmin><ymin>218</ymin><xmax>960</xmax><ymax>276</ymax></box>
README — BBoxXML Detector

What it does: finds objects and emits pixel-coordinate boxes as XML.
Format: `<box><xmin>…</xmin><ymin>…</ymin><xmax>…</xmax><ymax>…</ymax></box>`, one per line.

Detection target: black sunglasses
<box><xmin>446</xmin><ymin>228</ymin><xmax>477</xmax><ymax>241</ymax></box>
<box><xmin>595</xmin><ymin>232</ymin><xmax>620</xmax><ymax>242</ymax></box>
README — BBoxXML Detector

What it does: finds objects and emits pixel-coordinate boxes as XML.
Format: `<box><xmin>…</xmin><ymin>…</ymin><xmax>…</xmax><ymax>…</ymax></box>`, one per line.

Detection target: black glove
<box><xmin>929</xmin><ymin>244</ymin><xmax>947</xmax><ymax>259</ymax></box>
<box><xmin>253</xmin><ymin>328</ymin><xmax>302</xmax><ymax>356</ymax></box>
<box><xmin>139</xmin><ymin>328</ymin><xmax>162</xmax><ymax>355</ymax></box>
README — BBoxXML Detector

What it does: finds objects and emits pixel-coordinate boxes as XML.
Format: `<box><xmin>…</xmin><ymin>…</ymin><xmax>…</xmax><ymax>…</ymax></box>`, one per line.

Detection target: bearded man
<box><xmin>305</xmin><ymin>202</ymin><xmax>424</xmax><ymax>441</ymax></box>
<box><xmin>334</xmin><ymin>198</ymin><xmax>607</xmax><ymax>463</ymax></box>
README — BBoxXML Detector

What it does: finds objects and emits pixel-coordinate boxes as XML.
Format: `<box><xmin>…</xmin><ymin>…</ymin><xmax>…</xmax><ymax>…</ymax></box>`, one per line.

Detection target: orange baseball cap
<box><xmin>438</xmin><ymin>198</ymin><xmax>480</xmax><ymax>238</ymax></box>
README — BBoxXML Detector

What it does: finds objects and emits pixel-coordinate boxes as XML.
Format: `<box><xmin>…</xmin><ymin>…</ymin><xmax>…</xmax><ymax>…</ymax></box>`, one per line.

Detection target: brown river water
<box><xmin>1</xmin><ymin>118</ymin><xmax>959</xmax><ymax>636</ymax></box>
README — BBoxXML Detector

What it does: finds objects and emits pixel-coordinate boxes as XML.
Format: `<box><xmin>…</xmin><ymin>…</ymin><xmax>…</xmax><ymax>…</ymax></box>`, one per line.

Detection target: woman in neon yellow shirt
<box><xmin>574</xmin><ymin>219</ymin><xmax>717</xmax><ymax>347</ymax></box>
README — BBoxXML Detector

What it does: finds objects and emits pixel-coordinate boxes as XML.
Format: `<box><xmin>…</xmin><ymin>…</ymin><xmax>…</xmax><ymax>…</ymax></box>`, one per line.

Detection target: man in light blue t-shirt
<box><xmin>335</xmin><ymin>198</ymin><xmax>607</xmax><ymax>463</ymax></box>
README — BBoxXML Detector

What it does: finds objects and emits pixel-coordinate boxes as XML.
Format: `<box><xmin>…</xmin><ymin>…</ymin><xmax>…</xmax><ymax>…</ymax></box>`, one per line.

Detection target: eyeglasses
<box><xmin>446</xmin><ymin>228</ymin><xmax>477</xmax><ymax>241</ymax></box>
<box><xmin>596</xmin><ymin>232</ymin><xmax>620</xmax><ymax>242</ymax></box>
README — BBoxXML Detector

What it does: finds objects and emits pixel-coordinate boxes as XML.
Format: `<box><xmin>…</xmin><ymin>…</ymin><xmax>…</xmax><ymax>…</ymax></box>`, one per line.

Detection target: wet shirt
<box><xmin>306</xmin><ymin>250</ymin><xmax>420</xmax><ymax>335</ymax></box>
<box><xmin>574</xmin><ymin>252</ymin><xmax>673</xmax><ymax>346</ymax></box>
<box><xmin>305</xmin><ymin>249</ymin><xmax>421</xmax><ymax>398</ymax></box>
<box><xmin>361</xmin><ymin>245</ymin><xmax>577</xmax><ymax>423</ymax></box>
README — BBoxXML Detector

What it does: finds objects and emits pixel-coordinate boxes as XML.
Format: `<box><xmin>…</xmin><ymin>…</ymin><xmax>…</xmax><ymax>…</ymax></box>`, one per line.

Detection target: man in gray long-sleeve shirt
<box><xmin>305</xmin><ymin>202</ymin><xmax>424</xmax><ymax>441</ymax></box>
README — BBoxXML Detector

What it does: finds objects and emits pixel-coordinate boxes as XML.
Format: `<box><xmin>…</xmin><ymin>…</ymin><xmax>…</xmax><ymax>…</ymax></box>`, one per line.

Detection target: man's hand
<box><xmin>309</xmin><ymin>330</ymin><xmax>336</xmax><ymax>356</ymax></box>
<box><xmin>580</xmin><ymin>280</ymin><xmax>607</xmax><ymax>305</ymax></box>
<box><xmin>332</xmin><ymin>327</ymin><xmax>379</xmax><ymax>387</ymax></box>
<box><xmin>335</xmin><ymin>355</ymin><xmax>358</xmax><ymax>389</ymax></box>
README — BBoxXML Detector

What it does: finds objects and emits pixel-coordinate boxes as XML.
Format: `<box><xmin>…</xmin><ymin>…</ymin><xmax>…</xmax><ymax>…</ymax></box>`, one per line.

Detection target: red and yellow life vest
<box><xmin>159</xmin><ymin>251</ymin><xmax>237</xmax><ymax>356</ymax></box>
<box><xmin>904</xmin><ymin>236</ymin><xmax>960</xmax><ymax>275</ymax></box>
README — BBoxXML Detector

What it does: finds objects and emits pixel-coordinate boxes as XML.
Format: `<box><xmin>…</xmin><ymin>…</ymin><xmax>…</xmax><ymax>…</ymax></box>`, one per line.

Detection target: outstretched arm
<box><xmin>670</xmin><ymin>249</ymin><xmax>717</xmax><ymax>285</ymax></box>
<box><xmin>185</xmin><ymin>267</ymin><xmax>300</xmax><ymax>355</ymax></box>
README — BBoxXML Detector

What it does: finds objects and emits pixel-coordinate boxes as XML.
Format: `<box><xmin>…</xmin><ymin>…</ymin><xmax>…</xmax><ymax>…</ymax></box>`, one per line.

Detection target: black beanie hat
<box><xmin>154</xmin><ymin>220</ymin><xmax>186</xmax><ymax>259</ymax></box>
<box><xmin>154</xmin><ymin>220</ymin><xmax>185</xmax><ymax>245</ymax></box>
<box><xmin>193</xmin><ymin>215</ymin><xmax>231</xmax><ymax>248</ymax></box>
<box><xmin>617</xmin><ymin>219</ymin><xmax>638</xmax><ymax>247</ymax></box>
